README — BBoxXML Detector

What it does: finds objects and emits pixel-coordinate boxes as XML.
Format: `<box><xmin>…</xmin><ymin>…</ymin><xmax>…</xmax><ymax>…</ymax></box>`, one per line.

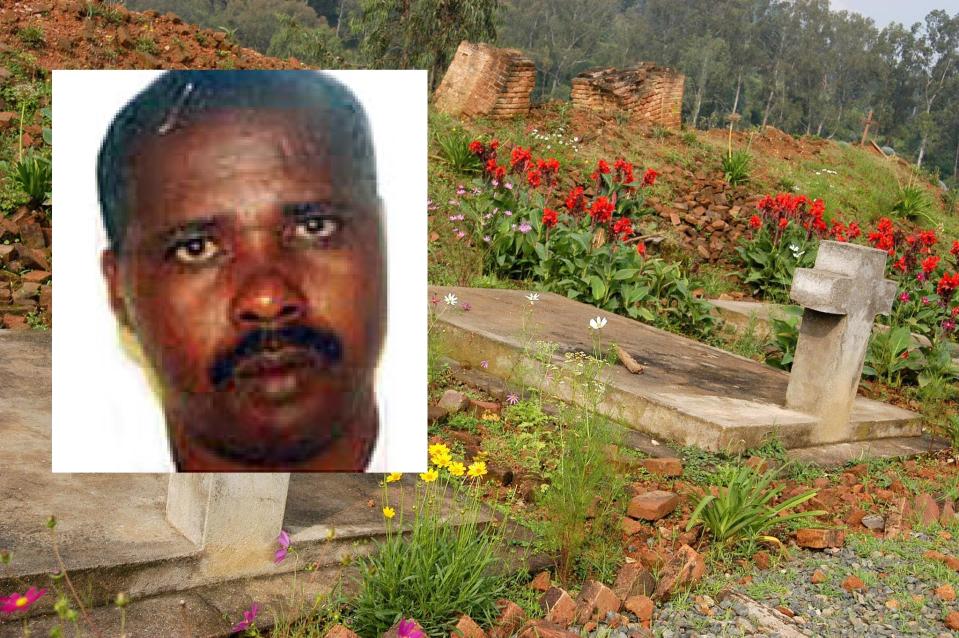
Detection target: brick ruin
<box><xmin>433</xmin><ymin>41</ymin><xmax>536</xmax><ymax>119</ymax></box>
<box><xmin>570</xmin><ymin>64</ymin><xmax>685</xmax><ymax>128</ymax></box>
<box><xmin>434</xmin><ymin>42</ymin><xmax>685</xmax><ymax>128</ymax></box>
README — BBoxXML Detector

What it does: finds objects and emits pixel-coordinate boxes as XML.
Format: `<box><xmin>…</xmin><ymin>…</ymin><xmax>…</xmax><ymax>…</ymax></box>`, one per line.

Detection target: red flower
<box><xmin>489</xmin><ymin>139</ymin><xmax>500</xmax><ymax>151</ymax></box>
<box><xmin>921</xmin><ymin>255</ymin><xmax>941</xmax><ymax>274</ymax></box>
<box><xmin>642</xmin><ymin>168</ymin><xmax>658</xmax><ymax>186</ymax></box>
<box><xmin>938</xmin><ymin>272</ymin><xmax>959</xmax><ymax>296</ymax></box>
<box><xmin>810</xmin><ymin>198</ymin><xmax>825</xmax><ymax>218</ymax></box>
<box><xmin>589</xmin><ymin>196</ymin><xmax>615</xmax><ymax>224</ymax></box>
<box><xmin>951</xmin><ymin>240</ymin><xmax>959</xmax><ymax>258</ymax></box>
<box><xmin>468</xmin><ymin>140</ymin><xmax>484</xmax><ymax>155</ymax></box>
<box><xmin>636</xmin><ymin>241</ymin><xmax>646</xmax><ymax>257</ymax></box>
<box><xmin>591</xmin><ymin>159</ymin><xmax>611</xmax><ymax>181</ymax></box>
<box><xmin>542</xmin><ymin>207</ymin><xmax>558</xmax><ymax>228</ymax></box>
<box><xmin>565</xmin><ymin>186</ymin><xmax>586</xmax><ymax>216</ymax></box>
<box><xmin>748</xmin><ymin>215</ymin><xmax>762</xmax><ymax>230</ymax></box>
<box><xmin>613</xmin><ymin>158</ymin><xmax>634</xmax><ymax>184</ymax></box>
<box><xmin>612</xmin><ymin>217</ymin><xmax>633</xmax><ymax>239</ymax></box>
<box><xmin>778</xmin><ymin>218</ymin><xmax>789</xmax><ymax>229</ymax></box>
<box><xmin>538</xmin><ymin>157</ymin><xmax>560</xmax><ymax>174</ymax></box>
<box><xmin>893</xmin><ymin>256</ymin><xmax>908</xmax><ymax>272</ymax></box>
<box><xmin>847</xmin><ymin>221</ymin><xmax>861</xmax><ymax>239</ymax></box>
<box><xmin>830</xmin><ymin>220</ymin><xmax>847</xmax><ymax>242</ymax></box>
<box><xmin>510</xmin><ymin>146</ymin><xmax>532</xmax><ymax>171</ymax></box>
<box><xmin>919</xmin><ymin>230</ymin><xmax>937</xmax><ymax>247</ymax></box>
<box><xmin>526</xmin><ymin>169</ymin><xmax>542</xmax><ymax>188</ymax></box>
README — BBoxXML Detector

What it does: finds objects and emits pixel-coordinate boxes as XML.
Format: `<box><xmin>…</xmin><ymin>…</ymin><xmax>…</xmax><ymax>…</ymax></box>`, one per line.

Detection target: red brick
<box><xmin>469</xmin><ymin>398</ymin><xmax>501</xmax><ymax>416</ymax></box>
<box><xmin>841</xmin><ymin>576</ymin><xmax>864</xmax><ymax>591</ymax></box>
<box><xmin>622</xmin><ymin>516</ymin><xmax>645</xmax><ymax>536</ymax></box>
<box><xmin>489</xmin><ymin>599</ymin><xmax>525</xmax><ymax>638</ymax></box>
<box><xmin>795</xmin><ymin>528</ymin><xmax>845</xmax><ymax>549</ymax></box>
<box><xmin>624</xmin><ymin>595</ymin><xmax>654</xmax><ymax>622</ymax></box>
<box><xmin>947</xmin><ymin>611</ymin><xmax>959</xmax><ymax>630</ymax></box>
<box><xmin>540</xmin><ymin>587</ymin><xmax>576</xmax><ymax>627</ymax></box>
<box><xmin>325</xmin><ymin>624</ymin><xmax>360</xmax><ymax>638</ymax></box>
<box><xmin>451</xmin><ymin>614</ymin><xmax>486</xmax><ymax>638</ymax></box>
<box><xmin>915</xmin><ymin>493</ymin><xmax>940</xmax><ymax>526</ymax></box>
<box><xmin>574</xmin><ymin>580</ymin><xmax>621</xmax><ymax>624</ymax></box>
<box><xmin>529</xmin><ymin>570</ymin><xmax>551</xmax><ymax>591</ymax></box>
<box><xmin>516</xmin><ymin>621</ymin><xmax>579</xmax><ymax>638</ymax></box>
<box><xmin>811</xmin><ymin>569</ymin><xmax>827</xmax><ymax>584</ymax></box>
<box><xmin>612</xmin><ymin>562</ymin><xmax>656</xmax><ymax>600</ymax></box>
<box><xmin>936</xmin><ymin>584</ymin><xmax>956</xmax><ymax>601</ymax></box>
<box><xmin>652</xmin><ymin>545</ymin><xmax>705</xmax><ymax>601</ymax></box>
<box><xmin>627</xmin><ymin>491</ymin><xmax>678</xmax><ymax>521</ymax></box>
<box><xmin>640</xmin><ymin>457</ymin><xmax>683</xmax><ymax>477</ymax></box>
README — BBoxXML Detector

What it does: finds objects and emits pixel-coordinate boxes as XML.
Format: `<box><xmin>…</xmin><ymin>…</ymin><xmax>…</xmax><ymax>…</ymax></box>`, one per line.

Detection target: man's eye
<box><xmin>170</xmin><ymin>237</ymin><xmax>220</xmax><ymax>264</ymax></box>
<box><xmin>293</xmin><ymin>216</ymin><xmax>340</xmax><ymax>241</ymax></box>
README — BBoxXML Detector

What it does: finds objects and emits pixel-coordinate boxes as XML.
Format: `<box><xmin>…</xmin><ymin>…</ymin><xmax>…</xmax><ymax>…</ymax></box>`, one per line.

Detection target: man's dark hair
<box><xmin>97</xmin><ymin>70</ymin><xmax>378</xmax><ymax>249</ymax></box>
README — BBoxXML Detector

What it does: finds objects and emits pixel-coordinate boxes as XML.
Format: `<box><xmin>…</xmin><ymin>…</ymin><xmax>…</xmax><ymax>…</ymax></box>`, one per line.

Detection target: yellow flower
<box><xmin>420</xmin><ymin>469</ymin><xmax>439</xmax><ymax>483</ymax></box>
<box><xmin>428</xmin><ymin>443</ymin><xmax>450</xmax><ymax>457</ymax></box>
<box><xmin>467</xmin><ymin>461</ymin><xmax>488</xmax><ymax>478</ymax></box>
<box><xmin>382</xmin><ymin>506</ymin><xmax>395</xmax><ymax>519</ymax></box>
<box><xmin>430</xmin><ymin>450</ymin><xmax>453</xmax><ymax>468</ymax></box>
<box><xmin>481</xmin><ymin>411</ymin><xmax>500</xmax><ymax>422</ymax></box>
<box><xmin>448</xmin><ymin>462</ymin><xmax>466</xmax><ymax>477</ymax></box>
<box><xmin>385</xmin><ymin>472</ymin><xmax>402</xmax><ymax>483</ymax></box>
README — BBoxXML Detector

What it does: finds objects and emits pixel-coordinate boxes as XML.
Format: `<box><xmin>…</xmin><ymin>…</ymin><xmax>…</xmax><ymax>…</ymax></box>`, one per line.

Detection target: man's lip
<box><xmin>231</xmin><ymin>347</ymin><xmax>322</xmax><ymax>379</ymax></box>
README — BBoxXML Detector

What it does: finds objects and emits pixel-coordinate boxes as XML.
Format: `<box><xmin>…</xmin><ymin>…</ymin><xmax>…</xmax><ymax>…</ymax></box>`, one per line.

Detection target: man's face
<box><xmin>102</xmin><ymin>109</ymin><xmax>386</xmax><ymax>467</ymax></box>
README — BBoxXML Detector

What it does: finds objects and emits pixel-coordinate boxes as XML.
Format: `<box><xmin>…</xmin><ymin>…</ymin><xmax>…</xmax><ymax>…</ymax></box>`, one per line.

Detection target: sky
<box><xmin>831</xmin><ymin>0</ymin><xmax>959</xmax><ymax>29</ymax></box>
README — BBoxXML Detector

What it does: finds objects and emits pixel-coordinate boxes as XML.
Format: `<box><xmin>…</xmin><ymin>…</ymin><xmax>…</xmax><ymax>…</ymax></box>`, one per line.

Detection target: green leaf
<box><xmin>588</xmin><ymin>275</ymin><xmax>606</xmax><ymax>301</ymax></box>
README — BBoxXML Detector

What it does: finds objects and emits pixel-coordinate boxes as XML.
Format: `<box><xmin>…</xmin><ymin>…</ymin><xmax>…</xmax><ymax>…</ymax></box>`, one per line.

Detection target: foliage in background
<box><xmin>892</xmin><ymin>183</ymin><xmax>935</xmax><ymax>224</ymax></box>
<box><xmin>350</xmin><ymin>0</ymin><xmax>496</xmax><ymax>89</ymax></box>
<box><xmin>763</xmin><ymin>306</ymin><xmax>801</xmax><ymax>371</ymax></box>
<box><xmin>735</xmin><ymin>193</ymin><xmax>857</xmax><ymax>302</ymax></box>
<box><xmin>435</xmin><ymin>128</ymin><xmax>483</xmax><ymax>175</ymax></box>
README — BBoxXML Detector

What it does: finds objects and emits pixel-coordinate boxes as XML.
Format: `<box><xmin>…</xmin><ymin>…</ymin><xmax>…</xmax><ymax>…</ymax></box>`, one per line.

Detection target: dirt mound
<box><xmin>0</xmin><ymin>0</ymin><xmax>306</xmax><ymax>70</ymax></box>
<box><xmin>704</xmin><ymin>126</ymin><xmax>828</xmax><ymax>162</ymax></box>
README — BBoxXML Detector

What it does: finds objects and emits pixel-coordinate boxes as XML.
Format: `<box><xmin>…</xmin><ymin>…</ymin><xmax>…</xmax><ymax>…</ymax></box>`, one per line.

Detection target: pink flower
<box><xmin>0</xmin><ymin>587</ymin><xmax>46</xmax><ymax>615</ymax></box>
<box><xmin>462</xmin><ymin>302</ymin><xmax>472</xmax><ymax>311</ymax></box>
<box><xmin>898</xmin><ymin>292</ymin><xmax>910</xmax><ymax>303</ymax></box>
<box><xmin>232</xmin><ymin>602</ymin><xmax>259</xmax><ymax>633</ymax></box>
<box><xmin>480</xmin><ymin>360</ymin><xmax>489</xmax><ymax>369</ymax></box>
<box><xmin>397</xmin><ymin>619</ymin><xmax>424</xmax><ymax>638</ymax></box>
<box><xmin>274</xmin><ymin>530</ymin><xmax>290</xmax><ymax>564</ymax></box>
<box><xmin>506</xmin><ymin>393</ymin><xmax>519</xmax><ymax>405</ymax></box>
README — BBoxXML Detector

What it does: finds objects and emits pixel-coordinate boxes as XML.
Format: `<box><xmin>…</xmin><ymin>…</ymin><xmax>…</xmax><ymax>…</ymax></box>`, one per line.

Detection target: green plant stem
<box><xmin>50</xmin><ymin>528</ymin><xmax>103</xmax><ymax>638</ymax></box>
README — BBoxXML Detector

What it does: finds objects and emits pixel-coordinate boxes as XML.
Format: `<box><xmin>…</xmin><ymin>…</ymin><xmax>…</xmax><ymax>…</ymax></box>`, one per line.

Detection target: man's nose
<box><xmin>231</xmin><ymin>271</ymin><xmax>306</xmax><ymax>327</ymax></box>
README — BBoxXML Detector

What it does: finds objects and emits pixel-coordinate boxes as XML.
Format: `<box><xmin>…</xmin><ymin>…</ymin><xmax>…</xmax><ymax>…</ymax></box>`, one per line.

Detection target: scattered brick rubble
<box><xmin>434</xmin><ymin>41</ymin><xmax>536</xmax><ymax>119</ymax></box>
<box><xmin>570</xmin><ymin>64</ymin><xmax>685</xmax><ymax>128</ymax></box>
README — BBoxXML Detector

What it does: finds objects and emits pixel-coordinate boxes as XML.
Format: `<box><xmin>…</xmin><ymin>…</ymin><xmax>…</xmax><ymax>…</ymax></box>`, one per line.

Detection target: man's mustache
<box><xmin>209</xmin><ymin>325</ymin><xmax>343</xmax><ymax>389</ymax></box>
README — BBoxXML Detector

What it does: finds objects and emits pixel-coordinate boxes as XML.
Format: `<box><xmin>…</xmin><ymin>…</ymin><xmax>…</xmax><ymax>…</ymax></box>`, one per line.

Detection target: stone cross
<box><xmin>785</xmin><ymin>241</ymin><xmax>897</xmax><ymax>443</ymax></box>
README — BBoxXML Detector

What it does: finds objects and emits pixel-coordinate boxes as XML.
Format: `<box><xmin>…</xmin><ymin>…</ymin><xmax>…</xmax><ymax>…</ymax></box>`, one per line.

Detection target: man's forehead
<box><xmin>134</xmin><ymin>109</ymin><xmax>338</xmax><ymax>169</ymax></box>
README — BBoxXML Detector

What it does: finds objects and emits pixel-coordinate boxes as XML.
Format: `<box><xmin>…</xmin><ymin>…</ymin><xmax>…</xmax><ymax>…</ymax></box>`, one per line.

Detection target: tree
<box><xmin>351</xmin><ymin>0</ymin><xmax>497</xmax><ymax>89</ymax></box>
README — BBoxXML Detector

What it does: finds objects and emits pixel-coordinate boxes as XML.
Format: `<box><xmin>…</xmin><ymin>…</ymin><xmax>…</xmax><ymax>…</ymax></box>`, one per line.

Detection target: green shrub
<box><xmin>736</xmin><ymin>224</ymin><xmax>816</xmax><ymax>303</ymax></box>
<box><xmin>17</xmin><ymin>27</ymin><xmax>45</xmax><ymax>49</ymax></box>
<box><xmin>686</xmin><ymin>463</ymin><xmax>823</xmax><ymax>549</ymax></box>
<box><xmin>446</xmin><ymin>411</ymin><xmax>479</xmax><ymax>433</ymax></box>
<box><xmin>862</xmin><ymin>326</ymin><xmax>922</xmax><ymax>387</ymax></box>
<box><xmin>6</xmin><ymin>151</ymin><xmax>51</xmax><ymax>208</ymax></box>
<box><xmin>891</xmin><ymin>184</ymin><xmax>933</xmax><ymax>223</ymax></box>
<box><xmin>722</xmin><ymin>149</ymin><xmax>751</xmax><ymax>186</ymax></box>
<box><xmin>916</xmin><ymin>341</ymin><xmax>959</xmax><ymax>402</ymax></box>
<box><xmin>436</xmin><ymin>129</ymin><xmax>483</xmax><ymax>175</ymax></box>
<box><xmin>764</xmin><ymin>307</ymin><xmax>802</xmax><ymax>370</ymax></box>
<box><xmin>350</xmin><ymin>471</ymin><xmax>508</xmax><ymax>638</ymax></box>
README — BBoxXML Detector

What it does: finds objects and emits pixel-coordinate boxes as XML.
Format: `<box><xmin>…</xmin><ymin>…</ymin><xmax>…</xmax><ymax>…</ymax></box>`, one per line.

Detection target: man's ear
<box><xmin>101</xmin><ymin>249</ymin><xmax>131</xmax><ymax>329</ymax></box>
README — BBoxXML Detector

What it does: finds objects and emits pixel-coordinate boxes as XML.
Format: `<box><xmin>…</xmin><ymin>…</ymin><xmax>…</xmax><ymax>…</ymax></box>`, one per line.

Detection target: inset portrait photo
<box><xmin>52</xmin><ymin>70</ymin><xmax>427</xmax><ymax>473</ymax></box>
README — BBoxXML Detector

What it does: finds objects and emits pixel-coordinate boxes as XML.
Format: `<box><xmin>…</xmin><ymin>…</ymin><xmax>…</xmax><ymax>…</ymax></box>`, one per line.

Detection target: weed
<box><xmin>25</xmin><ymin>309</ymin><xmax>48</xmax><ymax>330</ymax></box>
<box><xmin>435</xmin><ymin>128</ymin><xmax>483</xmax><ymax>175</ymax></box>
<box><xmin>135</xmin><ymin>37</ymin><xmax>159</xmax><ymax>56</ymax></box>
<box><xmin>651</xmin><ymin>125</ymin><xmax>670</xmax><ymax>140</ymax></box>
<box><xmin>722</xmin><ymin>149</ymin><xmax>752</xmax><ymax>186</ymax></box>
<box><xmin>446</xmin><ymin>411</ymin><xmax>479</xmax><ymax>434</ymax></box>
<box><xmin>17</xmin><ymin>27</ymin><xmax>45</xmax><ymax>49</ymax></box>
<box><xmin>85</xmin><ymin>2</ymin><xmax>124</xmax><ymax>24</ymax></box>
<box><xmin>686</xmin><ymin>463</ymin><xmax>823</xmax><ymax>550</ymax></box>
<box><xmin>891</xmin><ymin>183</ymin><xmax>934</xmax><ymax>223</ymax></box>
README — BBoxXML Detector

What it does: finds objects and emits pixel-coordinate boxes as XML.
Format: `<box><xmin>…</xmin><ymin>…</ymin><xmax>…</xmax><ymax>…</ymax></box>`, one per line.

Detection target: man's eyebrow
<box><xmin>149</xmin><ymin>218</ymin><xmax>220</xmax><ymax>246</ymax></box>
<box><xmin>281</xmin><ymin>201</ymin><xmax>356</xmax><ymax>218</ymax></box>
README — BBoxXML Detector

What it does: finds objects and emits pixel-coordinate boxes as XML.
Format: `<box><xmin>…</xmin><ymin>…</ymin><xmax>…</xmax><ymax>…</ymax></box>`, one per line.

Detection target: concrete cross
<box><xmin>785</xmin><ymin>241</ymin><xmax>898</xmax><ymax>443</ymax></box>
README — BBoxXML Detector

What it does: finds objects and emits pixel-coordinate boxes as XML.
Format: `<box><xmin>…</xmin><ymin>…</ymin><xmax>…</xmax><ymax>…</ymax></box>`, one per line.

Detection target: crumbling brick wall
<box><xmin>433</xmin><ymin>41</ymin><xmax>536</xmax><ymax>119</ymax></box>
<box><xmin>571</xmin><ymin>64</ymin><xmax>685</xmax><ymax>128</ymax></box>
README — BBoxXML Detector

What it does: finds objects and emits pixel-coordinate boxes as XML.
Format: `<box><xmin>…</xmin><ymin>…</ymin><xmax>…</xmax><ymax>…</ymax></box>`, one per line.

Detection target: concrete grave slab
<box><xmin>430</xmin><ymin>286</ymin><xmax>920</xmax><ymax>453</ymax></box>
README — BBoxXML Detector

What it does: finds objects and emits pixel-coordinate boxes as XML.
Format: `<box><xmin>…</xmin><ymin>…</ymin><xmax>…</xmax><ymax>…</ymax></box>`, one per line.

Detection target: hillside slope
<box><xmin>0</xmin><ymin>0</ymin><xmax>306</xmax><ymax>70</ymax></box>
